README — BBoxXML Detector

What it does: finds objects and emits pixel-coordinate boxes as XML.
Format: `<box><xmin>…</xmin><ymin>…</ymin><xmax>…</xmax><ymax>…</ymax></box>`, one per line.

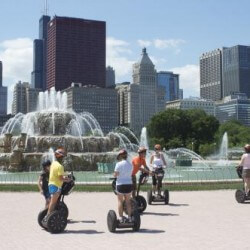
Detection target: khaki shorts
<box><xmin>243</xmin><ymin>169</ymin><xmax>250</xmax><ymax>178</ymax></box>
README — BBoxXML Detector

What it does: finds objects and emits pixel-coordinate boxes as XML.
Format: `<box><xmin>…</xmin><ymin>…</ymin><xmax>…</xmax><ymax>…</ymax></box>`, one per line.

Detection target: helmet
<box><xmin>138</xmin><ymin>147</ymin><xmax>147</xmax><ymax>154</ymax></box>
<box><xmin>117</xmin><ymin>149</ymin><xmax>127</xmax><ymax>159</ymax></box>
<box><xmin>244</xmin><ymin>144</ymin><xmax>250</xmax><ymax>152</ymax></box>
<box><xmin>42</xmin><ymin>160</ymin><xmax>51</xmax><ymax>169</ymax></box>
<box><xmin>55</xmin><ymin>148</ymin><xmax>66</xmax><ymax>158</ymax></box>
<box><xmin>154</xmin><ymin>144</ymin><xmax>161</xmax><ymax>150</ymax></box>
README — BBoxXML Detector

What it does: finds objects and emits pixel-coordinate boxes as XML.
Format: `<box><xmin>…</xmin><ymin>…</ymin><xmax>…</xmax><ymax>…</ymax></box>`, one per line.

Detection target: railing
<box><xmin>0</xmin><ymin>165</ymin><xmax>241</xmax><ymax>185</ymax></box>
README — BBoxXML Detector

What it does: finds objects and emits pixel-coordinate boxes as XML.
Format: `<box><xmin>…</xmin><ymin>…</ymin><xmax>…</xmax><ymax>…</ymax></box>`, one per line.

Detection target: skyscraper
<box><xmin>157</xmin><ymin>71</ymin><xmax>179</xmax><ymax>101</ymax></box>
<box><xmin>47</xmin><ymin>16</ymin><xmax>106</xmax><ymax>91</ymax></box>
<box><xmin>106</xmin><ymin>66</ymin><xmax>115</xmax><ymax>88</ymax></box>
<box><xmin>0</xmin><ymin>61</ymin><xmax>7</xmax><ymax>115</ymax></box>
<box><xmin>222</xmin><ymin>45</ymin><xmax>250</xmax><ymax>98</ymax></box>
<box><xmin>117</xmin><ymin>48</ymin><xmax>165</xmax><ymax>134</ymax></box>
<box><xmin>31</xmin><ymin>15</ymin><xmax>51</xmax><ymax>90</ymax></box>
<box><xmin>200</xmin><ymin>49</ymin><xmax>222</xmax><ymax>101</ymax></box>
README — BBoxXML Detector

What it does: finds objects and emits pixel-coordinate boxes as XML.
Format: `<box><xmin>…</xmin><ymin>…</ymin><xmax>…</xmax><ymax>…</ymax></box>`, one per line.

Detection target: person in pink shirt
<box><xmin>239</xmin><ymin>144</ymin><xmax>250</xmax><ymax>195</ymax></box>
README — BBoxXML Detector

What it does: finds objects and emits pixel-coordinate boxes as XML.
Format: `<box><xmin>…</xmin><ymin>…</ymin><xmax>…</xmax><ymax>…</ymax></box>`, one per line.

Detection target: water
<box><xmin>219</xmin><ymin>132</ymin><xmax>228</xmax><ymax>160</ymax></box>
<box><xmin>140</xmin><ymin>127</ymin><xmax>149</xmax><ymax>149</ymax></box>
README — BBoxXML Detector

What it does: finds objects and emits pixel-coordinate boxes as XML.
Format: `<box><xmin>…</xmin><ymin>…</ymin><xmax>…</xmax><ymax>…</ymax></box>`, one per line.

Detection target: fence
<box><xmin>0</xmin><ymin>165</ymin><xmax>241</xmax><ymax>185</ymax></box>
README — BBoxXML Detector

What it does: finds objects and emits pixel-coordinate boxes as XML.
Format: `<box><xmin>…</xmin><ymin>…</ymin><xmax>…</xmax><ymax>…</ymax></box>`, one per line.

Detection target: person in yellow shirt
<box><xmin>46</xmin><ymin>147</ymin><xmax>70</xmax><ymax>217</ymax></box>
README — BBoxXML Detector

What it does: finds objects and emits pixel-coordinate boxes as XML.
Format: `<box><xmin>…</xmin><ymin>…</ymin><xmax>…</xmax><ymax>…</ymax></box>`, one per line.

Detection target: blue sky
<box><xmin>1</xmin><ymin>0</ymin><xmax>250</xmax><ymax>112</ymax></box>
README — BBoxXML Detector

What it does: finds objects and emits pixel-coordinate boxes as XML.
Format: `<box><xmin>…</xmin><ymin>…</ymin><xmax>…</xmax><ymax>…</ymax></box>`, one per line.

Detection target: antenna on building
<box><xmin>44</xmin><ymin>0</ymin><xmax>49</xmax><ymax>15</ymax></box>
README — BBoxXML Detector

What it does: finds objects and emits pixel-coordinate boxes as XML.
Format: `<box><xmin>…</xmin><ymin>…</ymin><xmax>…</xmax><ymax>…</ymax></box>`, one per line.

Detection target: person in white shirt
<box><xmin>114</xmin><ymin>149</ymin><xmax>133</xmax><ymax>223</ymax></box>
<box><xmin>150</xmin><ymin>144</ymin><xmax>167</xmax><ymax>195</ymax></box>
<box><xmin>239</xmin><ymin>144</ymin><xmax>250</xmax><ymax>195</ymax></box>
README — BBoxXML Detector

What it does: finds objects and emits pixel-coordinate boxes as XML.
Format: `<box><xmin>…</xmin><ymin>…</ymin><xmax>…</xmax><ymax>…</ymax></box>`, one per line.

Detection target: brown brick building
<box><xmin>47</xmin><ymin>16</ymin><xmax>106</xmax><ymax>90</ymax></box>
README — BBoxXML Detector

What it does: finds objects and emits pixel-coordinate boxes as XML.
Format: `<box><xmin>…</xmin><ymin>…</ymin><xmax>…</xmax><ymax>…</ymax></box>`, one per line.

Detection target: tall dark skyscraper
<box><xmin>0</xmin><ymin>61</ymin><xmax>8</xmax><ymax>114</ymax></box>
<box><xmin>31</xmin><ymin>15</ymin><xmax>51</xmax><ymax>90</ymax></box>
<box><xmin>47</xmin><ymin>16</ymin><xmax>106</xmax><ymax>91</ymax></box>
<box><xmin>222</xmin><ymin>45</ymin><xmax>250</xmax><ymax>98</ymax></box>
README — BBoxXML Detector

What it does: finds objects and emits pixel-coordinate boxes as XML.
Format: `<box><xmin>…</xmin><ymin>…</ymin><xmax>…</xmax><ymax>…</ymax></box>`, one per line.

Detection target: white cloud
<box><xmin>0</xmin><ymin>38</ymin><xmax>33</xmax><ymax>83</ymax></box>
<box><xmin>154</xmin><ymin>39</ymin><xmax>186</xmax><ymax>50</ymax></box>
<box><xmin>0</xmin><ymin>38</ymin><xmax>33</xmax><ymax>113</ymax></box>
<box><xmin>137</xmin><ymin>39</ymin><xmax>152</xmax><ymax>47</ymax></box>
<box><xmin>169</xmin><ymin>64</ymin><xmax>200</xmax><ymax>98</ymax></box>
<box><xmin>106</xmin><ymin>37</ymin><xmax>135</xmax><ymax>82</ymax></box>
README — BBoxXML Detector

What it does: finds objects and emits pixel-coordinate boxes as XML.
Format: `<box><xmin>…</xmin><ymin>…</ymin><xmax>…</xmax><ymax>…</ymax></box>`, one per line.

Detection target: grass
<box><xmin>0</xmin><ymin>181</ymin><xmax>243</xmax><ymax>192</ymax></box>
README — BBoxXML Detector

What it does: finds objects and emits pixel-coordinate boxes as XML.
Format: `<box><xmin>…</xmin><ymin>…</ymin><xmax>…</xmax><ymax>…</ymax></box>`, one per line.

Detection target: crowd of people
<box><xmin>38</xmin><ymin>143</ymin><xmax>250</xmax><ymax>224</ymax></box>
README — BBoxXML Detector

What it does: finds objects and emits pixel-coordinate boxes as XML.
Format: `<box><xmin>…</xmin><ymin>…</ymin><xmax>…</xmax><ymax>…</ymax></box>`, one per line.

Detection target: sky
<box><xmin>1</xmin><ymin>0</ymin><xmax>250</xmax><ymax>112</ymax></box>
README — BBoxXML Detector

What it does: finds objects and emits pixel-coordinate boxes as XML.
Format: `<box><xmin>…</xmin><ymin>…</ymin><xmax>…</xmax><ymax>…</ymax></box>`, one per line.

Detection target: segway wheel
<box><xmin>107</xmin><ymin>210</ymin><xmax>117</xmax><ymax>233</ymax></box>
<box><xmin>38</xmin><ymin>208</ymin><xmax>48</xmax><ymax>229</ymax></box>
<box><xmin>46</xmin><ymin>211</ymin><xmax>67</xmax><ymax>233</ymax></box>
<box><xmin>147</xmin><ymin>190</ymin><xmax>153</xmax><ymax>205</ymax></box>
<box><xmin>132</xmin><ymin>210</ymin><xmax>141</xmax><ymax>232</ymax></box>
<box><xmin>135</xmin><ymin>195</ymin><xmax>147</xmax><ymax>213</ymax></box>
<box><xmin>235</xmin><ymin>189</ymin><xmax>246</xmax><ymax>203</ymax></box>
<box><xmin>123</xmin><ymin>198</ymin><xmax>138</xmax><ymax>214</ymax></box>
<box><xmin>56</xmin><ymin>201</ymin><xmax>69</xmax><ymax>219</ymax></box>
<box><xmin>164</xmin><ymin>189</ymin><xmax>169</xmax><ymax>204</ymax></box>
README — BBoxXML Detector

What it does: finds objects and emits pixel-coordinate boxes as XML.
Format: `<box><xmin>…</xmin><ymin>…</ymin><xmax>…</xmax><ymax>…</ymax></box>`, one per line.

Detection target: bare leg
<box><xmin>124</xmin><ymin>193</ymin><xmax>132</xmax><ymax>217</ymax></box>
<box><xmin>45</xmin><ymin>198</ymin><xmax>50</xmax><ymax>209</ymax></box>
<box><xmin>245</xmin><ymin>178</ymin><xmax>250</xmax><ymax>195</ymax></box>
<box><xmin>117</xmin><ymin>194</ymin><xmax>124</xmax><ymax>218</ymax></box>
<box><xmin>47</xmin><ymin>192</ymin><xmax>60</xmax><ymax>215</ymax></box>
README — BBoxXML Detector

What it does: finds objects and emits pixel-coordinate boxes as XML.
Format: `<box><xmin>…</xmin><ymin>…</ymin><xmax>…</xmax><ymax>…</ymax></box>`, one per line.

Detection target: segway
<box><xmin>133</xmin><ymin>172</ymin><xmax>148</xmax><ymax>213</ymax></box>
<box><xmin>108</xmin><ymin>178</ymin><xmax>140</xmax><ymax>232</ymax></box>
<box><xmin>107</xmin><ymin>209</ymin><xmax>141</xmax><ymax>233</ymax></box>
<box><xmin>235</xmin><ymin>166</ymin><xmax>250</xmax><ymax>203</ymax></box>
<box><xmin>38</xmin><ymin>172</ymin><xmax>75</xmax><ymax>233</ymax></box>
<box><xmin>147</xmin><ymin>168</ymin><xmax>169</xmax><ymax>205</ymax></box>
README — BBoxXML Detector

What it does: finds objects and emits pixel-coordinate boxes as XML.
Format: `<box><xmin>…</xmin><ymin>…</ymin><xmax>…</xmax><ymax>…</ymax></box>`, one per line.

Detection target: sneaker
<box><xmin>42</xmin><ymin>215</ymin><xmax>48</xmax><ymax>223</ymax></box>
<box><xmin>119</xmin><ymin>216</ymin><xmax>126</xmax><ymax>223</ymax></box>
<box><xmin>128</xmin><ymin>216</ymin><xmax>132</xmax><ymax>223</ymax></box>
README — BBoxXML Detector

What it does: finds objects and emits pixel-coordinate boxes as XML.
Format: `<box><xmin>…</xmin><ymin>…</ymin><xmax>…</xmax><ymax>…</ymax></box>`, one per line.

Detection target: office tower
<box><xmin>47</xmin><ymin>16</ymin><xmax>106</xmax><ymax>91</ymax></box>
<box><xmin>157</xmin><ymin>71</ymin><xmax>179</xmax><ymax>101</ymax></box>
<box><xmin>117</xmin><ymin>48</ymin><xmax>165</xmax><ymax>134</ymax></box>
<box><xmin>106</xmin><ymin>66</ymin><xmax>115</xmax><ymax>88</ymax></box>
<box><xmin>216</xmin><ymin>92</ymin><xmax>250</xmax><ymax>126</ymax></box>
<box><xmin>179</xmin><ymin>89</ymin><xmax>183</xmax><ymax>99</ymax></box>
<box><xmin>65</xmin><ymin>83</ymin><xmax>118</xmax><ymax>133</ymax></box>
<box><xmin>200</xmin><ymin>49</ymin><xmax>222</xmax><ymax>101</ymax></box>
<box><xmin>0</xmin><ymin>61</ymin><xmax>7</xmax><ymax>115</ymax></box>
<box><xmin>222</xmin><ymin>45</ymin><xmax>250</xmax><ymax>98</ymax></box>
<box><xmin>31</xmin><ymin>15</ymin><xmax>51</xmax><ymax>90</ymax></box>
<box><xmin>12</xmin><ymin>81</ymin><xmax>39</xmax><ymax>115</ymax></box>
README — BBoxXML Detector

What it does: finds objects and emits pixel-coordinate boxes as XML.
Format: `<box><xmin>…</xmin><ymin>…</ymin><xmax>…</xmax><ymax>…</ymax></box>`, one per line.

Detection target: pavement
<box><xmin>0</xmin><ymin>190</ymin><xmax>249</xmax><ymax>250</ymax></box>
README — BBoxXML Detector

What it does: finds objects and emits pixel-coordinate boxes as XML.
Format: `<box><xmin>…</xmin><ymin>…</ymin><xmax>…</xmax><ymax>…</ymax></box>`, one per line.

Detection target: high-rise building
<box><xmin>216</xmin><ymin>92</ymin><xmax>250</xmax><ymax>126</ymax></box>
<box><xmin>47</xmin><ymin>16</ymin><xmax>106</xmax><ymax>91</ymax></box>
<box><xmin>117</xmin><ymin>49</ymin><xmax>165</xmax><ymax>134</ymax></box>
<box><xmin>31</xmin><ymin>15</ymin><xmax>51</xmax><ymax>90</ymax></box>
<box><xmin>12</xmin><ymin>81</ymin><xmax>39</xmax><ymax>115</ymax></box>
<box><xmin>157</xmin><ymin>71</ymin><xmax>179</xmax><ymax>101</ymax></box>
<box><xmin>65</xmin><ymin>83</ymin><xmax>118</xmax><ymax>133</ymax></box>
<box><xmin>106</xmin><ymin>66</ymin><xmax>115</xmax><ymax>88</ymax></box>
<box><xmin>200</xmin><ymin>49</ymin><xmax>223</xmax><ymax>101</ymax></box>
<box><xmin>222</xmin><ymin>45</ymin><xmax>250</xmax><ymax>98</ymax></box>
<box><xmin>0</xmin><ymin>61</ymin><xmax>7</xmax><ymax>115</ymax></box>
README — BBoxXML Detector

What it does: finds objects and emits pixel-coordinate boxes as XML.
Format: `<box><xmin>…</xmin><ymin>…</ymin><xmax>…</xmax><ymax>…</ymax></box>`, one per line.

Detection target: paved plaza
<box><xmin>0</xmin><ymin>190</ymin><xmax>249</xmax><ymax>250</ymax></box>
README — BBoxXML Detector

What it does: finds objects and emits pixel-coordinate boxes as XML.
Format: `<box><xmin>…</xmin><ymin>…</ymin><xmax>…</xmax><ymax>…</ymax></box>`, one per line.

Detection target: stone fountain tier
<box><xmin>0</xmin><ymin>135</ymin><xmax>120</xmax><ymax>153</ymax></box>
<box><xmin>0</xmin><ymin>152</ymin><xmax>118</xmax><ymax>172</ymax></box>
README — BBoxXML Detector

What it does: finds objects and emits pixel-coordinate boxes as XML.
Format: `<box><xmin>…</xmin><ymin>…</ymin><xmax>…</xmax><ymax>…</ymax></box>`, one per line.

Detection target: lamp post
<box><xmin>191</xmin><ymin>142</ymin><xmax>194</xmax><ymax>151</ymax></box>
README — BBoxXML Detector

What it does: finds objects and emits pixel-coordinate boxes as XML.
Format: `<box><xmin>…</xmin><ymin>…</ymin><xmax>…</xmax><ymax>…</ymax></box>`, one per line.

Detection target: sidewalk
<box><xmin>0</xmin><ymin>190</ymin><xmax>249</xmax><ymax>250</ymax></box>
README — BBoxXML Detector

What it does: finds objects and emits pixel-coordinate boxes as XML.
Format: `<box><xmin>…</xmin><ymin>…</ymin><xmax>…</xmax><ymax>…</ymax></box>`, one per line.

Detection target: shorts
<box><xmin>116</xmin><ymin>184</ymin><xmax>133</xmax><ymax>194</ymax></box>
<box><xmin>243</xmin><ymin>169</ymin><xmax>250</xmax><ymax>178</ymax></box>
<box><xmin>43</xmin><ymin>191</ymin><xmax>50</xmax><ymax>199</ymax></box>
<box><xmin>48</xmin><ymin>184</ymin><xmax>62</xmax><ymax>195</ymax></box>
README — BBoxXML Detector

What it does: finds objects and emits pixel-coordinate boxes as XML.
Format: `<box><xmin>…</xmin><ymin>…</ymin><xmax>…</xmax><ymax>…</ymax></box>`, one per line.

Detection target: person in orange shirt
<box><xmin>131</xmin><ymin>147</ymin><xmax>151</xmax><ymax>198</ymax></box>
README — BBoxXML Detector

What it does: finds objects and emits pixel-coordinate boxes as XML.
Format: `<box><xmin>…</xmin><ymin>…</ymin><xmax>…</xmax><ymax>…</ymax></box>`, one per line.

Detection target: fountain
<box><xmin>219</xmin><ymin>132</ymin><xmax>228</xmax><ymax>160</ymax></box>
<box><xmin>139</xmin><ymin>127</ymin><xmax>149</xmax><ymax>149</ymax></box>
<box><xmin>0</xmin><ymin>88</ymin><xmax>137</xmax><ymax>172</ymax></box>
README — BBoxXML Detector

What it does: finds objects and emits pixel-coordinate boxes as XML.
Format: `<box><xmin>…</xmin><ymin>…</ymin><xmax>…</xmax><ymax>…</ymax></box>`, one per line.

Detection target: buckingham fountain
<box><xmin>0</xmin><ymin>88</ymin><xmax>136</xmax><ymax>172</ymax></box>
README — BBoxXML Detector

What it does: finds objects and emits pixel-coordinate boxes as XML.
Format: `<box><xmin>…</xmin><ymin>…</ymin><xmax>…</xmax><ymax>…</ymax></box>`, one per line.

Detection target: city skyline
<box><xmin>1</xmin><ymin>0</ymin><xmax>250</xmax><ymax>112</ymax></box>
